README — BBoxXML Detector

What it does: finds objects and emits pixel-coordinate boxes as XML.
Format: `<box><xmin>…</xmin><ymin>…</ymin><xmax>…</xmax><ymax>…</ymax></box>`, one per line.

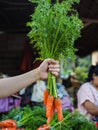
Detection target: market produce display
<box><xmin>0</xmin><ymin>106</ymin><xmax>98</xmax><ymax>130</ymax></box>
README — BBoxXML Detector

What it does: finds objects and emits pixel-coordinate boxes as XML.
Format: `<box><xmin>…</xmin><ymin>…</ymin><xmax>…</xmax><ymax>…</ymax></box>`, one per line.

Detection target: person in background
<box><xmin>0</xmin><ymin>58</ymin><xmax>60</xmax><ymax>98</ymax></box>
<box><xmin>77</xmin><ymin>64</ymin><xmax>98</xmax><ymax>121</ymax></box>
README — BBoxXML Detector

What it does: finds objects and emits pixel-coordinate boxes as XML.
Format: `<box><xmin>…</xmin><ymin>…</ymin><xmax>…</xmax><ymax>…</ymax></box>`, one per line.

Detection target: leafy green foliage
<box><xmin>18</xmin><ymin>106</ymin><xmax>46</xmax><ymax>130</ymax></box>
<box><xmin>0</xmin><ymin>107</ymin><xmax>21</xmax><ymax>121</ymax></box>
<box><xmin>74</xmin><ymin>55</ymin><xmax>91</xmax><ymax>82</ymax></box>
<box><xmin>1</xmin><ymin>106</ymin><xmax>46</xmax><ymax>130</ymax></box>
<box><xmin>74</xmin><ymin>66</ymin><xmax>88</xmax><ymax>82</ymax></box>
<box><xmin>51</xmin><ymin>111</ymin><xmax>97</xmax><ymax>130</ymax></box>
<box><xmin>27</xmin><ymin>0</ymin><xmax>83</xmax><ymax>62</ymax></box>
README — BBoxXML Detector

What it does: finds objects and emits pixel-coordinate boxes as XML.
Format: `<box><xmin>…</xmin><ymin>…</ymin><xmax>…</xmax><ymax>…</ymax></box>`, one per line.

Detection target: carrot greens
<box><xmin>27</xmin><ymin>0</ymin><xmax>83</xmax><ymax>61</ymax></box>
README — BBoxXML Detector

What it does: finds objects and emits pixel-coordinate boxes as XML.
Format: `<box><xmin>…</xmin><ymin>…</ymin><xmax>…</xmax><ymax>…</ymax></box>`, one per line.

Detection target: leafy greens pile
<box><xmin>0</xmin><ymin>106</ymin><xmax>97</xmax><ymax>130</ymax></box>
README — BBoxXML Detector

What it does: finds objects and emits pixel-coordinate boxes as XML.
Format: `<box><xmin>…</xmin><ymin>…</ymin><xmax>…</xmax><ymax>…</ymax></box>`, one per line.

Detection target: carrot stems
<box><xmin>51</xmin><ymin>21</ymin><xmax>61</xmax><ymax>55</ymax></box>
<box><xmin>48</xmin><ymin>72</ymin><xmax>52</xmax><ymax>95</ymax></box>
<box><xmin>52</xmin><ymin>75</ymin><xmax>58</xmax><ymax>98</ymax></box>
<box><xmin>48</xmin><ymin>72</ymin><xmax>57</xmax><ymax>97</ymax></box>
<box><xmin>53</xmin><ymin>33</ymin><xmax>65</xmax><ymax>56</ymax></box>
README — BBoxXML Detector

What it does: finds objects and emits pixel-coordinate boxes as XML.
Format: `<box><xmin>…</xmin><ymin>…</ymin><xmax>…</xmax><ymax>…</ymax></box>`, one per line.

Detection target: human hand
<box><xmin>38</xmin><ymin>58</ymin><xmax>60</xmax><ymax>80</ymax></box>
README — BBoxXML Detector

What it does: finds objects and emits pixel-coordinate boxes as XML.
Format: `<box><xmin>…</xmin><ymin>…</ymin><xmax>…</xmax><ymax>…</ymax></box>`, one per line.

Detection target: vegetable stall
<box><xmin>0</xmin><ymin>106</ymin><xmax>97</xmax><ymax>130</ymax></box>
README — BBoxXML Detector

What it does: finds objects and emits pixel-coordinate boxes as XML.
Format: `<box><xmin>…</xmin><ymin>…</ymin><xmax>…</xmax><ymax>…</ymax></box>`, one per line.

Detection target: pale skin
<box><xmin>0</xmin><ymin>59</ymin><xmax>60</xmax><ymax>98</ymax></box>
<box><xmin>83</xmin><ymin>74</ymin><xmax>98</xmax><ymax>116</ymax></box>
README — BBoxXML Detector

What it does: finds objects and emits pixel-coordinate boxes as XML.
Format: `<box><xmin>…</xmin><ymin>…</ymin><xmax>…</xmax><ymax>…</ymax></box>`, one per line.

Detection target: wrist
<box><xmin>36</xmin><ymin>67</ymin><xmax>41</xmax><ymax>80</ymax></box>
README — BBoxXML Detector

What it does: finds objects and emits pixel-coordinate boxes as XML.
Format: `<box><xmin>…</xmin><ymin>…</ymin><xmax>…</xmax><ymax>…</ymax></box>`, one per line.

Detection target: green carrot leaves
<box><xmin>27</xmin><ymin>0</ymin><xmax>83</xmax><ymax>61</ymax></box>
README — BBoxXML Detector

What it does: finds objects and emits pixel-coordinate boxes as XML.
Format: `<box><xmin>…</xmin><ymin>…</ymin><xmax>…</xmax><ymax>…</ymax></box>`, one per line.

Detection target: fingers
<box><xmin>45</xmin><ymin>58</ymin><xmax>59</xmax><ymax>65</ymax></box>
<box><xmin>49</xmin><ymin>67</ymin><xmax>60</xmax><ymax>73</ymax></box>
<box><xmin>48</xmin><ymin>64</ymin><xmax>60</xmax><ymax>76</ymax></box>
<box><xmin>46</xmin><ymin>58</ymin><xmax>60</xmax><ymax>76</ymax></box>
<box><xmin>49</xmin><ymin>64</ymin><xmax>60</xmax><ymax>69</ymax></box>
<box><xmin>51</xmin><ymin>71</ymin><xmax>59</xmax><ymax>76</ymax></box>
<box><xmin>43</xmin><ymin>58</ymin><xmax>60</xmax><ymax>76</ymax></box>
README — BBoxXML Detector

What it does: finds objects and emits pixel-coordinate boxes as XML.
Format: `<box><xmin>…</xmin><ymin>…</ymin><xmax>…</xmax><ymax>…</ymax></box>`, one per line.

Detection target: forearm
<box><xmin>84</xmin><ymin>100</ymin><xmax>98</xmax><ymax>116</ymax></box>
<box><xmin>87</xmin><ymin>107</ymin><xmax>98</xmax><ymax>116</ymax></box>
<box><xmin>0</xmin><ymin>58</ymin><xmax>60</xmax><ymax>98</ymax></box>
<box><xmin>0</xmin><ymin>68</ymin><xmax>39</xmax><ymax>98</ymax></box>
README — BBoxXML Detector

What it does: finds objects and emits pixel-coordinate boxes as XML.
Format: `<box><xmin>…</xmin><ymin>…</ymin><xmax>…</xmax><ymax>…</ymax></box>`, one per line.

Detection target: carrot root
<box><xmin>44</xmin><ymin>89</ymin><xmax>50</xmax><ymax>106</ymax></box>
<box><xmin>0</xmin><ymin>119</ymin><xmax>17</xmax><ymax>128</ymax></box>
<box><xmin>46</xmin><ymin>95</ymin><xmax>54</xmax><ymax>124</ymax></box>
<box><xmin>54</xmin><ymin>97</ymin><xmax>64</xmax><ymax>121</ymax></box>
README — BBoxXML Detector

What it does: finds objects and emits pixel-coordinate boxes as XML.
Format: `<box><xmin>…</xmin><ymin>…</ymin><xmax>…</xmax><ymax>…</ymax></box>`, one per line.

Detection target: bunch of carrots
<box><xmin>43</xmin><ymin>73</ymin><xmax>64</xmax><ymax>125</ymax></box>
<box><xmin>36</xmin><ymin>72</ymin><xmax>64</xmax><ymax>130</ymax></box>
<box><xmin>44</xmin><ymin>89</ymin><xmax>64</xmax><ymax>124</ymax></box>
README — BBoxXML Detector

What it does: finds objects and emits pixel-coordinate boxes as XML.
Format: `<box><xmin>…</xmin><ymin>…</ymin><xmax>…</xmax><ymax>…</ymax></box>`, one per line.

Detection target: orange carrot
<box><xmin>44</xmin><ymin>89</ymin><xmax>50</xmax><ymax>106</ymax></box>
<box><xmin>1</xmin><ymin>128</ymin><xmax>17</xmax><ymax>130</ymax></box>
<box><xmin>0</xmin><ymin>119</ymin><xmax>16</xmax><ymax>128</ymax></box>
<box><xmin>47</xmin><ymin>103</ymin><xmax>55</xmax><ymax>124</ymax></box>
<box><xmin>54</xmin><ymin>97</ymin><xmax>64</xmax><ymax>121</ymax></box>
<box><xmin>51</xmin><ymin>103</ymin><xmax>55</xmax><ymax>119</ymax></box>
<box><xmin>2</xmin><ymin>128</ymin><xmax>16</xmax><ymax>130</ymax></box>
<box><xmin>46</xmin><ymin>95</ymin><xmax>54</xmax><ymax>124</ymax></box>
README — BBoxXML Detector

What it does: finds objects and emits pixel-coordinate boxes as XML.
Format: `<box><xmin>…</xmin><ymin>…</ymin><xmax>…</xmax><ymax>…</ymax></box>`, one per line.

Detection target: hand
<box><xmin>38</xmin><ymin>58</ymin><xmax>60</xmax><ymax>80</ymax></box>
